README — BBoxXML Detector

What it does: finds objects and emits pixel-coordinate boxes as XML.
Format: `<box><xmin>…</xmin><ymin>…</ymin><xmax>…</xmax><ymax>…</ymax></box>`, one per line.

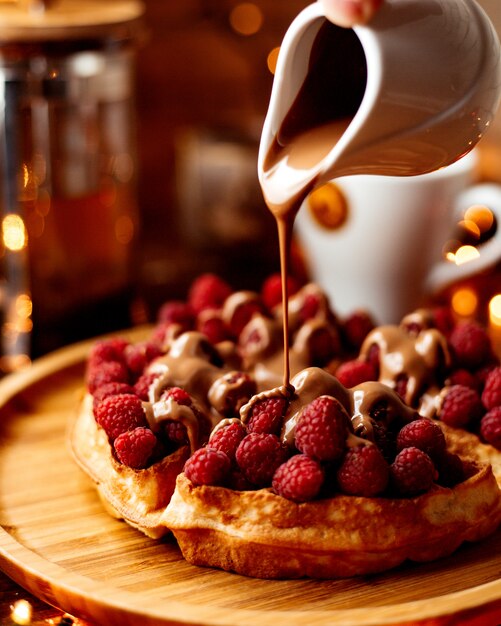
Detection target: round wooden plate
<box><xmin>0</xmin><ymin>334</ymin><xmax>500</xmax><ymax>626</ymax></box>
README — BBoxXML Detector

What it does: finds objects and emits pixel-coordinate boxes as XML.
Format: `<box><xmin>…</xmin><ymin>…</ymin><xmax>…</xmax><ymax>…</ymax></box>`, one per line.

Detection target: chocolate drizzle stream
<box><xmin>260</xmin><ymin>19</ymin><xmax>367</xmax><ymax>391</ymax></box>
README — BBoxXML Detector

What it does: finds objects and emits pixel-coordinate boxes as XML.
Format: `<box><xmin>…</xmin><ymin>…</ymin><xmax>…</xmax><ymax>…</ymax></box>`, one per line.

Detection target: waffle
<box><xmin>162</xmin><ymin>424</ymin><xmax>501</xmax><ymax>578</ymax></box>
<box><xmin>70</xmin><ymin>394</ymin><xmax>189</xmax><ymax>538</ymax></box>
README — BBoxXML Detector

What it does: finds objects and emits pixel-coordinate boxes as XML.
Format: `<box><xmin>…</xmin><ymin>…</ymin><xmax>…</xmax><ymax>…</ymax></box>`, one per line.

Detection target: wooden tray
<box><xmin>0</xmin><ymin>335</ymin><xmax>500</xmax><ymax>626</ymax></box>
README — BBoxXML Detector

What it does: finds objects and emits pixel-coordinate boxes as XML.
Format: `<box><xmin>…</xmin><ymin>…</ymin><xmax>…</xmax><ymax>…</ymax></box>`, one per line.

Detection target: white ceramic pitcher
<box><xmin>258</xmin><ymin>0</ymin><xmax>501</xmax><ymax>207</ymax></box>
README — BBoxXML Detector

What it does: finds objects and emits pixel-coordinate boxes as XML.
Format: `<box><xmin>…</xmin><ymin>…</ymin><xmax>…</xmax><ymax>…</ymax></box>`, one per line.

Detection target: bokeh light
<box><xmin>489</xmin><ymin>293</ymin><xmax>501</xmax><ymax>327</ymax></box>
<box><xmin>451</xmin><ymin>287</ymin><xmax>478</xmax><ymax>317</ymax></box>
<box><xmin>2</xmin><ymin>214</ymin><xmax>27</xmax><ymax>251</ymax></box>
<box><xmin>267</xmin><ymin>47</ymin><xmax>280</xmax><ymax>74</ymax></box>
<box><xmin>229</xmin><ymin>3</ymin><xmax>263</xmax><ymax>36</ymax></box>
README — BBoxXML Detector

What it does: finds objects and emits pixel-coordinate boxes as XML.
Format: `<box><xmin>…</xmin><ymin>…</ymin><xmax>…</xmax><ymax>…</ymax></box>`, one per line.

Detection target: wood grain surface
<box><xmin>0</xmin><ymin>335</ymin><xmax>500</xmax><ymax>626</ymax></box>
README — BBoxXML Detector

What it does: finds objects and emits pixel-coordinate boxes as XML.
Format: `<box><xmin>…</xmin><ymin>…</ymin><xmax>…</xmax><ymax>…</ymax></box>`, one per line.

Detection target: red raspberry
<box><xmin>481</xmin><ymin>366</ymin><xmax>501</xmax><ymax>410</ymax></box>
<box><xmin>439</xmin><ymin>384</ymin><xmax>484</xmax><ymax>428</ymax></box>
<box><xmin>367</xmin><ymin>343</ymin><xmax>381</xmax><ymax>373</ymax></box>
<box><xmin>94</xmin><ymin>393</ymin><xmax>148</xmax><ymax>441</ymax></box>
<box><xmin>184</xmin><ymin>447</ymin><xmax>231</xmax><ymax>486</ymax></box>
<box><xmin>87</xmin><ymin>360</ymin><xmax>129</xmax><ymax>394</ymax></box>
<box><xmin>188</xmin><ymin>273</ymin><xmax>233</xmax><ymax>314</ymax></box>
<box><xmin>227</xmin><ymin>468</ymin><xmax>255</xmax><ymax>491</ymax></box>
<box><xmin>209</xmin><ymin>421</ymin><xmax>247</xmax><ymax>460</ymax></box>
<box><xmin>114</xmin><ymin>427</ymin><xmax>157</xmax><ymax>469</ymax></box>
<box><xmin>335</xmin><ymin>359</ymin><xmax>377</xmax><ymax>388</ymax></box>
<box><xmin>197</xmin><ymin>311</ymin><xmax>233</xmax><ymax>344</ymax></box>
<box><xmin>476</xmin><ymin>363</ymin><xmax>498</xmax><ymax>388</ymax></box>
<box><xmin>306</xmin><ymin>325</ymin><xmax>341</xmax><ymax>366</ymax></box>
<box><xmin>124</xmin><ymin>341</ymin><xmax>163</xmax><ymax>377</ymax></box>
<box><xmin>236</xmin><ymin>432</ymin><xmax>289</xmax><ymax>486</ymax></box>
<box><xmin>272</xmin><ymin>454</ymin><xmax>324</xmax><ymax>502</ymax></box>
<box><xmin>342</xmin><ymin>310</ymin><xmax>375</xmax><ymax>350</ymax></box>
<box><xmin>88</xmin><ymin>337</ymin><xmax>129</xmax><ymax>366</ymax></box>
<box><xmin>480</xmin><ymin>406</ymin><xmax>501</xmax><ymax>449</ymax></box>
<box><xmin>372</xmin><ymin>421</ymin><xmax>396</xmax><ymax>462</ymax></box>
<box><xmin>157</xmin><ymin>300</ymin><xmax>196</xmax><ymax>331</ymax></box>
<box><xmin>435</xmin><ymin>451</ymin><xmax>465</xmax><ymax>487</ymax></box>
<box><xmin>395</xmin><ymin>374</ymin><xmax>408</xmax><ymax>403</ymax></box>
<box><xmin>133</xmin><ymin>372</ymin><xmax>160</xmax><ymax>401</ymax></box>
<box><xmin>92</xmin><ymin>382</ymin><xmax>136</xmax><ymax>409</ymax></box>
<box><xmin>295</xmin><ymin>396</ymin><xmax>348</xmax><ymax>462</ymax></box>
<box><xmin>161</xmin><ymin>386</ymin><xmax>192</xmax><ymax>405</ymax></box>
<box><xmin>396</xmin><ymin>419</ymin><xmax>446</xmax><ymax>461</ymax></box>
<box><xmin>247</xmin><ymin>396</ymin><xmax>287</xmax><ymax>435</ymax></box>
<box><xmin>449</xmin><ymin>321</ymin><xmax>492</xmax><ymax>369</ymax></box>
<box><xmin>164</xmin><ymin>420</ymin><xmax>188</xmax><ymax>445</ymax></box>
<box><xmin>299</xmin><ymin>292</ymin><xmax>323</xmax><ymax>322</ymax></box>
<box><xmin>336</xmin><ymin>444</ymin><xmax>389</xmax><ymax>496</ymax></box>
<box><xmin>149</xmin><ymin>321</ymin><xmax>179</xmax><ymax>348</ymax></box>
<box><xmin>209</xmin><ymin>371</ymin><xmax>256</xmax><ymax>418</ymax></box>
<box><xmin>261</xmin><ymin>273</ymin><xmax>300</xmax><ymax>310</ymax></box>
<box><xmin>446</xmin><ymin>368</ymin><xmax>480</xmax><ymax>392</ymax></box>
<box><xmin>390</xmin><ymin>447</ymin><xmax>437</xmax><ymax>495</ymax></box>
<box><xmin>432</xmin><ymin>306</ymin><xmax>455</xmax><ymax>337</ymax></box>
<box><xmin>228</xmin><ymin>299</ymin><xmax>264</xmax><ymax>336</ymax></box>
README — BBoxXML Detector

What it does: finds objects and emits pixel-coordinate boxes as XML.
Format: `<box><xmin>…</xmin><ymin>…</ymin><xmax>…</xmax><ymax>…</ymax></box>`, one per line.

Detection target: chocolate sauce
<box><xmin>260</xmin><ymin>20</ymin><xmax>367</xmax><ymax>390</ymax></box>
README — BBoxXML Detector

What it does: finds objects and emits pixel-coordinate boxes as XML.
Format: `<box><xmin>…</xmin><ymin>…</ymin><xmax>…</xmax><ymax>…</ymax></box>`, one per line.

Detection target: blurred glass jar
<box><xmin>0</xmin><ymin>0</ymin><xmax>144</xmax><ymax>369</ymax></box>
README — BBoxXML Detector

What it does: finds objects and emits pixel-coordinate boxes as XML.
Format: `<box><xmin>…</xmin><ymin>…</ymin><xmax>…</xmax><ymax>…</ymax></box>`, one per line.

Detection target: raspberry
<box><xmin>247</xmin><ymin>396</ymin><xmax>287</xmax><ymax>435</ymax></box>
<box><xmin>449</xmin><ymin>321</ymin><xmax>492</xmax><ymax>369</ymax></box>
<box><xmin>336</xmin><ymin>444</ymin><xmax>389</xmax><ymax>496</ymax></box>
<box><xmin>372</xmin><ymin>421</ymin><xmax>396</xmax><ymax>462</ymax></box>
<box><xmin>446</xmin><ymin>368</ymin><xmax>480</xmax><ymax>391</ymax></box>
<box><xmin>161</xmin><ymin>386</ymin><xmax>192</xmax><ymax>405</ymax></box>
<box><xmin>228</xmin><ymin>299</ymin><xmax>264</xmax><ymax>336</ymax></box>
<box><xmin>197</xmin><ymin>311</ymin><xmax>233</xmax><ymax>344</ymax></box>
<box><xmin>272</xmin><ymin>454</ymin><xmax>324</xmax><ymax>502</ymax></box>
<box><xmin>439</xmin><ymin>384</ymin><xmax>484</xmax><ymax>428</ymax></box>
<box><xmin>188</xmin><ymin>273</ymin><xmax>233</xmax><ymax>314</ymax></box>
<box><xmin>476</xmin><ymin>363</ymin><xmax>498</xmax><ymax>387</ymax></box>
<box><xmin>396</xmin><ymin>419</ymin><xmax>446</xmax><ymax>461</ymax></box>
<box><xmin>124</xmin><ymin>341</ymin><xmax>163</xmax><ymax>377</ymax></box>
<box><xmin>114</xmin><ymin>427</ymin><xmax>157</xmax><ymax>469</ymax></box>
<box><xmin>227</xmin><ymin>468</ymin><xmax>255</xmax><ymax>491</ymax></box>
<box><xmin>236</xmin><ymin>432</ymin><xmax>289</xmax><ymax>486</ymax></box>
<box><xmin>94</xmin><ymin>393</ymin><xmax>148</xmax><ymax>441</ymax></box>
<box><xmin>92</xmin><ymin>382</ymin><xmax>136</xmax><ymax>409</ymax></box>
<box><xmin>261</xmin><ymin>273</ymin><xmax>300</xmax><ymax>310</ymax></box>
<box><xmin>209</xmin><ymin>371</ymin><xmax>256</xmax><ymax>418</ymax></box>
<box><xmin>295</xmin><ymin>396</ymin><xmax>348</xmax><ymax>462</ymax></box>
<box><xmin>209</xmin><ymin>421</ymin><xmax>247</xmax><ymax>460</ymax></box>
<box><xmin>481</xmin><ymin>366</ymin><xmax>501</xmax><ymax>410</ymax></box>
<box><xmin>184</xmin><ymin>447</ymin><xmax>231</xmax><ymax>486</ymax></box>
<box><xmin>87</xmin><ymin>360</ymin><xmax>129</xmax><ymax>394</ymax></box>
<box><xmin>390</xmin><ymin>447</ymin><xmax>437</xmax><ymax>495</ymax></box>
<box><xmin>367</xmin><ymin>343</ymin><xmax>381</xmax><ymax>373</ymax></box>
<box><xmin>164</xmin><ymin>420</ymin><xmax>189</xmax><ymax>445</ymax></box>
<box><xmin>88</xmin><ymin>338</ymin><xmax>129</xmax><ymax>366</ymax></box>
<box><xmin>306</xmin><ymin>325</ymin><xmax>341</xmax><ymax>366</ymax></box>
<box><xmin>342</xmin><ymin>311</ymin><xmax>375</xmax><ymax>350</ymax></box>
<box><xmin>299</xmin><ymin>294</ymin><xmax>322</xmax><ymax>323</ymax></box>
<box><xmin>432</xmin><ymin>306</ymin><xmax>455</xmax><ymax>337</ymax></box>
<box><xmin>133</xmin><ymin>372</ymin><xmax>160</xmax><ymax>401</ymax></box>
<box><xmin>149</xmin><ymin>321</ymin><xmax>178</xmax><ymax>348</ymax></box>
<box><xmin>395</xmin><ymin>374</ymin><xmax>408</xmax><ymax>403</ymax></box>
<box><xmin>435</xmin><ymin>451</ymin><xmax>465</xmax><ymax>487</ymax></box>
<box><xmin>157</xmin><ymin>300</ymin><xmax>196</xmax><ymax>331</ymax></box>
<box><xmin>480</xmin><ymin>407</ymin><xmax>501</xmax><ymax>449</ymax></box>
<box><xmin>335</xmin><ymin>359</ymin><xmax>376</xmax><ymax>388</ymax></box>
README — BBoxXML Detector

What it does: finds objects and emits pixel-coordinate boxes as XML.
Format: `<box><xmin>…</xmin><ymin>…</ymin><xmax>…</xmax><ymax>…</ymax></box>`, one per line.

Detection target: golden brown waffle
<box><xmin>70</xmin><ymin>395</ymin><xmax>189</xmax><ymax>538</ymax></box>
<box><xmin>161</xmin><ymin>425</ymin><xmax>501</xmax><ymax>579</ymax></box>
